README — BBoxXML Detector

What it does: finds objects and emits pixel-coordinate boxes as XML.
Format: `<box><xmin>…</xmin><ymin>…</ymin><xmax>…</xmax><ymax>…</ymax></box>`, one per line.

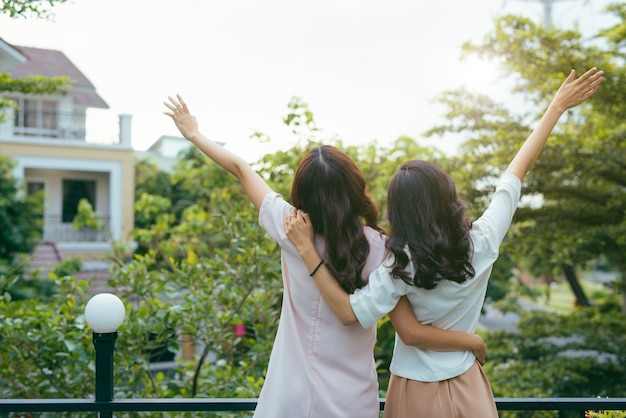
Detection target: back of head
<box><xmin>386</xmin><ymin>160</ymin><xmax>474</xmax><ymax>289</ymax></box>
<box><xmin>290</xmin><ymin>145</ymin><xmax>380</xmax><ymax>292</ymax></box>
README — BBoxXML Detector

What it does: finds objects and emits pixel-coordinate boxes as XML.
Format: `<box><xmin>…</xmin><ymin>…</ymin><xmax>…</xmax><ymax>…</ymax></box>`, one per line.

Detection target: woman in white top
<box><xmin>285</xmin><ymin>67</ymin><xmax>603</xmax><ymax>417</ymax></box>
<box><xmin>163</xmin><ymin>96</ymin><xmax>486</xmax><ymax>418</ymax></box>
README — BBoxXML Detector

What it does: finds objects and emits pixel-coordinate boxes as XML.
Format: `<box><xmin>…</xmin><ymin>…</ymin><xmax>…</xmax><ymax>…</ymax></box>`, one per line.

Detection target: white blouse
<box><xmin>350</xmin><ymin>173</ymin><xmax>522</xmax><ymax>382</ymax></box>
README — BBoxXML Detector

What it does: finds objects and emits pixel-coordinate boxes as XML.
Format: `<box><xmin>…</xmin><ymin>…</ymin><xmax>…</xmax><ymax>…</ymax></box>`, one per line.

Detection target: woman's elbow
<box><xmin>233</xmin><ymin>160</ymin><xmax>251</xmax><ymax>180</ymax></box>
<box><xmin>342</xmin><ymin>312</ymin><xmax>359</xmax><ymax>326</ymax></box>
<box><xmin>395</xmin><ymin>330</ymin><xmax>419</xmax><ymax>347</ymax></box>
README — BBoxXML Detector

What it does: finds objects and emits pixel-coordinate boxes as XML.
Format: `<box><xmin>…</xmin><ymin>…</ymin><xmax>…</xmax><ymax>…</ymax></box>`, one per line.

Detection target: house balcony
<box><xmin>9</xmin><ymin>110</ymin><xmax>87</xmax><ymax>142</ymax></box>
<box><xmin>2</xmin><ymin>110</ymin><xmax>133</xmax><ymax>148</ymax></box>
<box><xmin>43</xmin><ymin>214</ymin><xmax>110</xmax><ymax>243</ymax></box>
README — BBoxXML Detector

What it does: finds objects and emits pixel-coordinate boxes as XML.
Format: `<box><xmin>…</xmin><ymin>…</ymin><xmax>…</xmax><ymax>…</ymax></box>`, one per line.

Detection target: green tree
<box><xmin>484</xmin><ymin>306</ymin><xmax>626</xmax><ymax>418</ymax></box>
<box><xmin>72</xmin><ymin>198</ymin><xmax>105</xmax><ymax>232</ymax></box>
<box><xmin>0</xmin><ymin>154</ymin><xmax>43</xmax><ymax>275</ymax></box>
<box><xmin>0</xmin><ymin>0</ymin><xmax>71</xmax><ymax>18</ymax></box>
<box><xmin>134</xmin><ymin>157</ymin><xmax>176</xmax><ymax>231</ymax></box>
<box><xmin>0</xmin><ymin>74</ymin><xmax>72</xmax><ymax>121</ymax></box>
<box><xmin>0</xmin><ymin>274</ymin><xmax>93</xmax><ymax>409</ymax></box>
<box><xmin>1</xmin><ymin>144</ymin><xmax>284</xmax><ymax>416</ymax></box>
<box><xmin>426</xmin><ymin>4</ymin><xmax>626</xmax><ymax>311</ymax></box>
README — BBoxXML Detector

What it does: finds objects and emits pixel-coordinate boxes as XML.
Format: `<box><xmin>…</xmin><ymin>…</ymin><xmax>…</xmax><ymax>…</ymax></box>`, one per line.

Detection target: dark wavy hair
<box><xmin>290</xmin><ymin>145</ymin><xmax>382</xmax><ymax>293</ymax></box>
<box><xmin>385</xmin><ymin>160</ymin><xmax>474</xmax><ymax>289</ymax></box>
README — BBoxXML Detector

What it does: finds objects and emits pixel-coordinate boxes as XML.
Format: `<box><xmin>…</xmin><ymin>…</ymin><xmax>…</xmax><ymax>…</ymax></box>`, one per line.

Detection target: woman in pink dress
<box><xmin>164</xmin><ymin>95</ymin><xmax>486</xmax><ymax>418</ymax></box>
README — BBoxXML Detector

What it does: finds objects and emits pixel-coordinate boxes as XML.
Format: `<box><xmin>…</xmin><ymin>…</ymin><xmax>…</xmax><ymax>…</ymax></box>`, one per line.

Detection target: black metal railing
<box><xmin>12</xmin><ymin>111</ymin><xmax>86</xmax><ymax>141</ymax></box>
<box><xmin>43</xmin><ymin>214</ymin><xmax>110</xmax><ymax>242</ymax></box>
<box><xmin>2</xmin><ymin>296</ymin><xmax>625</xmax><ymax>417</ymax></box>
<box><xmin>1</xmin><ymin>396</ymin><xmax>626</xmax><ymax>416</ymax></box>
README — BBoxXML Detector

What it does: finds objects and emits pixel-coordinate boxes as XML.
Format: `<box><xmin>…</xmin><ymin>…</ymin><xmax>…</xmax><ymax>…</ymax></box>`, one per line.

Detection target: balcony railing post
<box><xmin>93</xmin><ymin>331</ymin><xmax>117</xmax><ymax>418</ymax></box>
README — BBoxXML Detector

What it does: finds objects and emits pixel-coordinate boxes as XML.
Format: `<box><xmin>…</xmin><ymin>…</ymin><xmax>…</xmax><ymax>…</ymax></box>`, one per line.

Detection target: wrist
<box><xmin>468</xmin><ymin>334</ymin><xmax>481</xmax><ymax>350</ymax></box>
<box><xmin>546</xmin><ymin>101</ymin><xmax>566</xmax><ymax>116</ymax></box>
<box><xmin>296</xmin><ymin>241</ymin><xmax>316</xmax><ymax>257</ymax></box>
<box><xmin>309</xmin><ymin>259</ymin><xmax>325</xmax><ymax>277</ymax></box>
<box><xmin>186</xmin><ymin>131</ymin><xmax>203</xmax><ymax>143</ymax></box>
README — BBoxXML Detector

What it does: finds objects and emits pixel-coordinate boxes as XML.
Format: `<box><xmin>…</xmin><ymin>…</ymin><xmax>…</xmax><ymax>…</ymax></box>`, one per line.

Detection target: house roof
<box><xmin>0</xmin><ymin>37</ymin><xmax>26</xmax><ymax>71</ymax></box>
<box><xmin>5</xmin><ymin>43</ymin><xmax>109</xmax><ymax>109</ymax></box>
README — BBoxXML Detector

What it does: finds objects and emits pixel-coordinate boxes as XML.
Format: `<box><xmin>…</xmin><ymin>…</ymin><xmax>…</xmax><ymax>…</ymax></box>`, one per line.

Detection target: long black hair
<box><xmin>290</xmin><ymin>145</ymin><xmax>382</xmax><ymax>293</ymax></box>
<box><xmin>385</xmin><ymin>160</ymin><xmax>474</xmax><ymax>289</ymax></box>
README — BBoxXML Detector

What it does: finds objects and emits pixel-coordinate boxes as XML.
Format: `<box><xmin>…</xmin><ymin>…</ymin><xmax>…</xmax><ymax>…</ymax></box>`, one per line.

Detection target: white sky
<box><xmin>0</xmin><ymin>0</ymin><xmax>616</xmax><ymax>160</ymax></box>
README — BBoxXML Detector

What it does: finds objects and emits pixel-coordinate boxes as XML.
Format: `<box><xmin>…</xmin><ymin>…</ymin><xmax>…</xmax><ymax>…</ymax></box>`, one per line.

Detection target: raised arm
<box><xmin>284</xmin><ymin>211</ymin><xmax>485</xmax><ymax>355</ymax></box>
<box><xmin>163</xmin><ymin>95</ymin><xmax>271</xmax><ymax>210</ymax></box>
<box><xmin>506</xmin><ymin>67</ymin><xmax>603</xmax><ymax>181</ymax></box>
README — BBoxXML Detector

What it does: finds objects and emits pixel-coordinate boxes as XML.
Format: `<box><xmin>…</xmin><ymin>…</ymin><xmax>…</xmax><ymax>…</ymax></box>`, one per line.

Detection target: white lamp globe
<box><xmin>84</xmin><ymin>293</ymin><xmax>126</xmax><ymax>333</ymax></box>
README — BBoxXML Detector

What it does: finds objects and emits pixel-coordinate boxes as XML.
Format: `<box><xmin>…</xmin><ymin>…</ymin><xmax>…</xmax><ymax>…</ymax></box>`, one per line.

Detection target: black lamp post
<box><xmin>85</xmin><ymin>293</ymin><xmax>126</xmax><ymax>418</ymax></box>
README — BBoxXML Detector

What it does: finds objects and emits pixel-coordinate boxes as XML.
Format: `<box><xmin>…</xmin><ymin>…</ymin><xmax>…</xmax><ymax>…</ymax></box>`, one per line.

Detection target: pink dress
<box><xmin>254</xmin><ymin>192</ymin><xmax>387</xmax><ymax>418</ymax></box>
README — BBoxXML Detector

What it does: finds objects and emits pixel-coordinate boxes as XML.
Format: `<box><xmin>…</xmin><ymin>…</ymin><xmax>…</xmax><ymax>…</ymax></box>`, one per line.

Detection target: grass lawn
<box><xmin>526</xmin><ymin>279</ymin><xmax>611</xmax><ymax>315</ymax></box>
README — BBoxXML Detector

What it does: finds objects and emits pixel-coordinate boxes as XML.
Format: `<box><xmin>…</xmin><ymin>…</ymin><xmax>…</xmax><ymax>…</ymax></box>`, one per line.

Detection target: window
<box><xmin>41</xmin><ymin>100</ymin><xmax>58</xmax><ymax>131</ymax></box>
<box><xmin>62</xmin><ymin>179</ymin><xmax>96</xmax><ymax>223</ymax></box>
<box><xmin>9</xmin><ymin>97</ymin><xmax>59</xmax><ymax>137</ymax></box>
<box><xmin>22</xmin><ymin>99</ymin><xmax>38</xmax><ymax>129</ymax></box>
<box><xmin>27</xmin><ymin>181</ymin><xmax>45</xmax><ymax>196</ymax></box>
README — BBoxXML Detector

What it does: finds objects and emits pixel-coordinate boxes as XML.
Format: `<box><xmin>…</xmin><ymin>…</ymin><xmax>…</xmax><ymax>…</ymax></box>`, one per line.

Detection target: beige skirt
<box><xmin>383</xmin><ymin>361</ymin><xmax>498</xmax><ymax>418</ymax></box>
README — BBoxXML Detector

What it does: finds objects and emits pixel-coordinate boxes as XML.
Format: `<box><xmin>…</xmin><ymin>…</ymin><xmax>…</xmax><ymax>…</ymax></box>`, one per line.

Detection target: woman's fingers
<box><xmin>163</xmin><ymin>100</ymin><xmax>176</xmax><ymax>113</ymax></box>
<box><xmin>177</xmin><ymin>94</ymin><xmax>189</xmax><ymax>112</ymax></box>
<box><xmin>283</xmin><ymin>211</ymin><xmax>296</xmax><ymax>229</ymax></box>
<box><xmin>163</xmin><ymin>95</ymin><xmax>187</xmax><ymax>114</ymax></box>
<box><xmin>575</xmin><ymin>68</ymin><xmax>603</xmax><ymax>90</ymax></box>
<box><xmin>577</xmin><ymin>67</ymin><xmax>599</xmax><ymax>82</ymax></box>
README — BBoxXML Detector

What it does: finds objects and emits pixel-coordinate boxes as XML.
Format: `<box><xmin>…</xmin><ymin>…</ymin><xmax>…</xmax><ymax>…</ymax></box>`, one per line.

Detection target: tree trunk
<box><xmin>562</xmin><ymin>264</ymin><xmax>591</xmax><ymax>307</ymax></box>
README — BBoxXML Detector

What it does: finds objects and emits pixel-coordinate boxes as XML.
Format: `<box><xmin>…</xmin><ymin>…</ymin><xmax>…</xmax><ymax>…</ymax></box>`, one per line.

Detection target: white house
<box><xmin>0</xmin><ymin>38</ymin><xmax>135</xmax><ymax>255</ymax></box>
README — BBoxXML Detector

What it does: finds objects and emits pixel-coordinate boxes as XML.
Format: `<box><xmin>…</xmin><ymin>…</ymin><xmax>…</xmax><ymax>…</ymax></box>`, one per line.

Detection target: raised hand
<box><xmin>550</xmin><ymin>67</ymin><xmax>604</xmax><ymax>113</ymax></box>
<box><xmin>162</xmin><ymin>94</ymin><xmax>271</xmax><ymax>210</ymax></box>
<box><xmin>163</xmin><ymin>94</ymin><xmax>200</xmax><ymax>142</ymax></box>
<box><xmin>506</xmin><ymin>67</ymin><xmax>603</xmax><ymax>181</ymax></box>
